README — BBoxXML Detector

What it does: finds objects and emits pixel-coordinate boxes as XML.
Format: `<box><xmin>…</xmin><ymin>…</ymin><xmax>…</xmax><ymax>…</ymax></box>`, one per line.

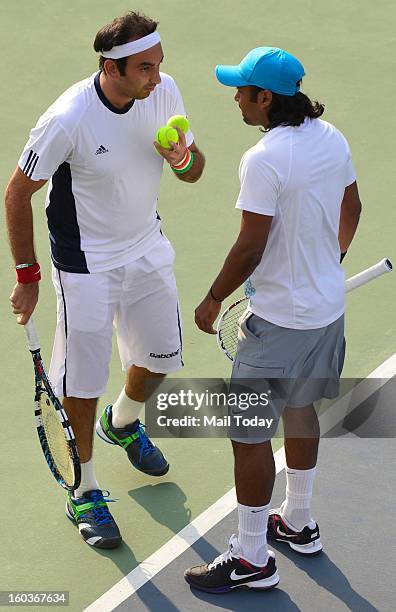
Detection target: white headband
<box><xmin>100</xmin><ymin>32</ymin><xmax>161</xmax><ymax>59</ymax></box>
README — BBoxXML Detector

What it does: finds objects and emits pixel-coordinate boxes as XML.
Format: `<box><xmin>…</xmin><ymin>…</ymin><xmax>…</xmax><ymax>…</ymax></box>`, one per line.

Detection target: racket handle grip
<box><xmin>345</xmin><ymin>257</ymin><xmax>392</xmax><ymax>293</ymax></box>
<box><xmin>25</xmin><ymin>317</ymin><xmax>40</xmax><ymax>351</ymax></box>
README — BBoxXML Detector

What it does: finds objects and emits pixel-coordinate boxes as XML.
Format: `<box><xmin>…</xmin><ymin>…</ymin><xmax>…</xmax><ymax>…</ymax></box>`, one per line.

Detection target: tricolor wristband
<box><xmin>171</xmin><ymin>149</ymin><xmax>190</xmax><ymax>169</ymax></box>
<box><xmin>16</xmin><ymin>262</ymin><xmax>41</xmax><ymax>284</ymax></box>
<box><xmin>171</xmin><ymin>150</ymin><xmax>194</xmax><ymax>174</ymax></box>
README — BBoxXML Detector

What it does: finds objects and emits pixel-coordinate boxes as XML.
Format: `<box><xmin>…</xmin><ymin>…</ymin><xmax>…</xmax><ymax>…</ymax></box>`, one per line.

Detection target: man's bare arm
<box><xmin>195</xmin><ymin>211</ymin><xmax>273</xmax><ymax>334</ymax></box>
<box><xmin>338</xmin><ymin>181</ymin><xmax>362</xmax><ymax>254</ymax></box>
<box><xmin>210</xmin><ymin>211</ymin><xmax>273</xmax><ymax>301</ymax></box>
<box><xmin>5</xmin><ymin>167</ymin><xmax>47</xmax><ymax>324</ymax></box>
<box><xmin>5</xmin><ymin>166</ymin><xmax>47</xmax><ymax>263</ymax></box>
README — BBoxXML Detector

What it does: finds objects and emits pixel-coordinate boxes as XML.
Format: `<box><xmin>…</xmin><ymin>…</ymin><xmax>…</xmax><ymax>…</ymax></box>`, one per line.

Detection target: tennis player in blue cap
<box><xmin>185</xmin><ymin>47</ymin><xmax>361</xmax><ymax>594</ymax></box>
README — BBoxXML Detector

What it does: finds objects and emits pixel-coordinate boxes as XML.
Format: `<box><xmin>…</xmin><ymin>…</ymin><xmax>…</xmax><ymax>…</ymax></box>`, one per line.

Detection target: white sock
<box><xmin>281</xmin><ymin>466</ymin><xmax>317</xmax><ymax>530</ymax></box>
<box><xmin>74</xmin><ymin>458</ymin><xmax>100</xmax><ymax>498</ymax></box>
<box><xmin>237</xmin><ymin>502</ymin><xmax>269</xmax><ymax>565</ymax></box>
<box><xmin>111</xmin><ymin>387</ymin><xmax>144</xmax><ymax>428</ymax></box>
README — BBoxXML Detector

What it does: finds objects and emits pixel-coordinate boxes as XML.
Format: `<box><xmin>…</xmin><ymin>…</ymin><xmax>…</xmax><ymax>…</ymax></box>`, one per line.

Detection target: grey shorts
<box><xmin>229</xmin><ymin>312</ymin><xmax>345</xmax><ymax>443</ymax></box>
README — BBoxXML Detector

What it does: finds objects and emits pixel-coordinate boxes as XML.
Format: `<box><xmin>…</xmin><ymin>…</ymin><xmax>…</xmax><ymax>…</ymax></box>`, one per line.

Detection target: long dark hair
<box><xmin>250</xmin><ymin>81</ymin><xmax>324</xmax><ymax>130</ymax></box>
<box><xmin>94</xmin><ymin>11</ymin><xmax>158</xmax><ymax>76</ymax></box>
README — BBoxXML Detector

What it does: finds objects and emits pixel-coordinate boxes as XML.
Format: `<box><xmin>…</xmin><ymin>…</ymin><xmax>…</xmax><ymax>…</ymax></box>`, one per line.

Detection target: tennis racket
<box><xmin>217</xmin><ymin>258</ymin><xmax>393</xmax><ymax>361</ymax></box>
<box><xmin>24</xmin><ymin>317</ymin><xmax>81</xmax><ymax>490</ymax></box>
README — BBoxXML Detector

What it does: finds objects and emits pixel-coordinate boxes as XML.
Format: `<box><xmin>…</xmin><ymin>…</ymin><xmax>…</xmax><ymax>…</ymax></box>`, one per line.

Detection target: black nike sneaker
<box><xmin>66</xmin><ymin>489</ymin><xmax>122</xmax><ymax>549</ymax></box>
<box><xmin>96</xmin><ymin>405</ymin><xmax>169</xmax><ymax>476</ymax></box>
<box><xmin>184</xmin><ymin>535</ymin><xmax>279</xmax><ymax>594</ymax></box>
<box><xmin>267</xmin><ymin>509</ymin><xmax>323</xmax><ymax>555</ymax></box>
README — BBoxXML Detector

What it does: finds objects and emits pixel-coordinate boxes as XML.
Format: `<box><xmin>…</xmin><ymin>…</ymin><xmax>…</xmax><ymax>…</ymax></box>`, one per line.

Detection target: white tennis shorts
<box><xmin>49</xmin><ymin>236</ymin><xmax>183</xmax><ymax>399</ymax></box>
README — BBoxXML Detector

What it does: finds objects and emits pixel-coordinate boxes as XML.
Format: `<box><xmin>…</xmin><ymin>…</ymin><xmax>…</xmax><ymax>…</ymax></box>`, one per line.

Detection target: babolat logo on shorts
<box><xmin>149</xmin><ymin>349</ymin><xmax>180</xmax><ymax>359</ymax></box>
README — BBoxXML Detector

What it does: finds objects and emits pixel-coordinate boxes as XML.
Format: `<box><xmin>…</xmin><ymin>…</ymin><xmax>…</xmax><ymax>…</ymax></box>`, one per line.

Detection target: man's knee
<box><xmin>127</xmin><ymin>364</ymin><xmax>167</xmax><ymax>379</ymax></box>
<box><xmin>63</xmin><ymin>396</ymin><xmax>98</xmax><ymax>411</ymax></box>
<box><xmin>231</xmin><ymin>439</ymin><xmax>272</xmax><ymax>456</ymax></box>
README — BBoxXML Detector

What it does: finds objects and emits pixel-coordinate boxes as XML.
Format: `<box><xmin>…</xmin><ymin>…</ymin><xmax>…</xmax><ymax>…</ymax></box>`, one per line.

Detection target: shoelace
<box><xmin>85</xmin><ymin>490</ymin><xmax>117</xmax><ymax>526</ymax></box>
<box><xmin>136</xmin><ymin>424</ymin><xmax>156</xmax><ymax>462</ymax></box>
<box><xmin>208</xmin><ymin>537</ymin><xmax>239</xmax><ymax>570</ymax></box>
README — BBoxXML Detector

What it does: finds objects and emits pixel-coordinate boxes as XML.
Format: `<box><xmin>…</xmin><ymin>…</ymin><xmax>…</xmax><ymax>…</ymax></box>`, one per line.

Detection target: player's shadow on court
<box><xmin>127</xmin><ymin>482</ymin><xmax>224</xmax><ymax>610</ymax></box>
<box><xmin>188</xmin><ymin>585</ymin><xmax>300</xmax><ymax>611</ymax></box>
<box><xmin>128</xmin><ymin>482</ymin><xmax>220</xmax><ymax>562</ymax></box>
<box><xmin>270</xmin><ymin>543</ymin><xmax>378</xmax><ymax>611</ymax></box>
<box><xmin>91</xmin><ymin>533</ymin><xmax>182</xmax><ymax>612</ymax></box>
<box><xmin>92</xmin><ymin>539</ymin><xmax>138</xmax><ymax>574</ymax></box>
<box><xmin>326</xmin><ymin>377</ymin><xmax>396</xmax><ymax>438</ymax></box>
<box><xmin>188</xmin><ymin>547</ymin><xmax>377</xmax><ymax>612</ymax></box>
<box><xmin>128</xmin><ymin>482</ymin><xmax>193</xmax><ymax>533</ymax></box>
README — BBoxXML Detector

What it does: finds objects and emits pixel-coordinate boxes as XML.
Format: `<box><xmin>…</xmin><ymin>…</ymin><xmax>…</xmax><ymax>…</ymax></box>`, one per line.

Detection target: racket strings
<box><xmin>40</xmin><ymin>395</ymin><xmax>75</xmax><ymax>487</ymax></box>
<box><xmin>218</xmin><ymin>302</ymin><xmax>248</xmax><ymax>359</ymax></box>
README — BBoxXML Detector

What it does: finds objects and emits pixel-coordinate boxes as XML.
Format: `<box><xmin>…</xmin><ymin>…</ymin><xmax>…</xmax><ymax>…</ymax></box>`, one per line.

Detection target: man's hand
<box><xmin>5</xmin><ymin>167</ymin><xmax>46</xmax><ymax>325</ymax></box>
<box><xmin>195</xmin><ymin>293</ymin><xmax>222</xmax><ymax>334</ymax></box>
<box><xmin>154</xmin><ymin>127</ymin><xmax>187</xmax><ymax>166</ymax></box>
<box><xmin>10</xmin><ymin>282</ymin><xmax>39</xmax><ymax>325</ymax></box>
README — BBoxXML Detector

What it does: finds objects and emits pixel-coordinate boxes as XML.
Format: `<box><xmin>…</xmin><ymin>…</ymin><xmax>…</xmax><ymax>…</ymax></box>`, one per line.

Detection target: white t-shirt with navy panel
<box><xmin>236</xmin><ymin>118</ymin><xmax>356</xmax><ymax>330</ymax></box>
<box><xmin>18</xmin><ymin>71</ymin><xmax>194</xmax><ymax>273</ymax></box>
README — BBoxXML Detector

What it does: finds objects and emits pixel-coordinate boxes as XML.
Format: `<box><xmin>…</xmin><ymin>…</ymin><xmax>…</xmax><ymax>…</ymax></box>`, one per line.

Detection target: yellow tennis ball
<box><xmin>156</xmin><ymin>126</ymin><xmax>179</xmax><ymax>149</ymax></box>
<box><xmin>167</xmin><ymin>115</ymin><xmax>189</xmax><ymax>133</ymax></box>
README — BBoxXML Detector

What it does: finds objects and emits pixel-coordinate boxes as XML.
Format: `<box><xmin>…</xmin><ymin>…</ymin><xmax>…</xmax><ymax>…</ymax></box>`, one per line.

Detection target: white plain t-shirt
<box><xmin>18</xmin><ymin>71</ymin><xmax>194</xmax><ymax>273</ymax></box>
<box><xmin>236</xmin><ymin>118</ymin><xmax>356</xmax><ymax>330</ymax></box>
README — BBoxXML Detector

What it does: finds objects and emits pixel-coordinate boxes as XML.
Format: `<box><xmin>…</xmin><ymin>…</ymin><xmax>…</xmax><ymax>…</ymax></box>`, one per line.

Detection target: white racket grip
<box><xmin>25</xmin><ymin>317</ymin><xmax>41</xmax><ymax>351</ymax></box>
<box><xmin>345</xmin><ymin>258</ymin><xmax>392</xmax><ymax>293</ymax></box>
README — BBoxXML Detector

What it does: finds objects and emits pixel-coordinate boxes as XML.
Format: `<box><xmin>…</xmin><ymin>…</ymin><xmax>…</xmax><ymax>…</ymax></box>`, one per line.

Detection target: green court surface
<box><xmin>1</xmin><ymin>1</ymin><xmax>395</xmax><ymax>610</ymax></box>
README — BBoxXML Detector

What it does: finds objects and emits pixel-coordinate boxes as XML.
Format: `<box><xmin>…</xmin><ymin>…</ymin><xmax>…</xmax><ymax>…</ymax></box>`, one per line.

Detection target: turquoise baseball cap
<box><xmin>215</xmin><ymin>47</ymin><xmax>305</xmax><ymax>96</ymax></box>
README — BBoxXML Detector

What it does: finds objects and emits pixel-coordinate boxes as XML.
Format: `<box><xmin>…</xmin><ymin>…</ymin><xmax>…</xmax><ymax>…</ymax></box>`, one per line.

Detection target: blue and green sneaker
<box><xmin>95</xmin><ymin>405</ymin><xmax>169</xmax><ymax>476</ymax></box>
<box><xmin>66</xmin><ymin>489</ymin><xmax>122</xmax><ymax>548</ymax></box>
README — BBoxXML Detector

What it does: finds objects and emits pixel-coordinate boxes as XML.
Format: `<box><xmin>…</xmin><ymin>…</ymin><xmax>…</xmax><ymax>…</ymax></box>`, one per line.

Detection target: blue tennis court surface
<box><xmin>85</xmin><ymin>376</ymin><xmax>395</xmax><ymax>611</ymax></box>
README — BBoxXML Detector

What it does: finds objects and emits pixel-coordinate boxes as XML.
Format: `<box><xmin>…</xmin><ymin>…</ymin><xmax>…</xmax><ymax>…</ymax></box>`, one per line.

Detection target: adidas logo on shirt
<box><xmin>95</xmin><ymin>145</ymin><xmax>109</xmax><ymax>155</ymax></box>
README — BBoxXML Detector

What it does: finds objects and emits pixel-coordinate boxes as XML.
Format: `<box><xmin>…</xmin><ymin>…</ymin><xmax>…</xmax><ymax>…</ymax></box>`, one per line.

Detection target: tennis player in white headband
<box><xmin>8</xmin><ymin>10</ymin><xmax>205</xmax><ymax>549</ymax></box>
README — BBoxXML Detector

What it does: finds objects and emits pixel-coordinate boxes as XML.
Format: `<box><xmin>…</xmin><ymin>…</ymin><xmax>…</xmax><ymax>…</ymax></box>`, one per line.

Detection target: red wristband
<box><xmin>16</xmin><ymin>262</ymin><xmax>41</xmax><ymax>284</ymax></box>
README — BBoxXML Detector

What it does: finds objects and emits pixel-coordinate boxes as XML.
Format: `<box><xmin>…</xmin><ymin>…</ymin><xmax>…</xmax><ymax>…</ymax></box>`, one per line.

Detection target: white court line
<box><xmin>85</xmin><ymin>353</ymin><xmax>396</xmax><ymax>612</ymax></box>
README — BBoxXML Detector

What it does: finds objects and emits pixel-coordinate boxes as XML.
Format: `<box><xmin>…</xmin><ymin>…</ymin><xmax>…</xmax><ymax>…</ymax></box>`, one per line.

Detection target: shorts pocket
<box><xmin>237</xmin><ymin>313</ymin><xmax>265</xmax><ymax>360</ymax></box>
<box><xmin>234</xmin><ymin>360</ymin><xmax>286</xmax><ymax>379</ymax></box>
<box><xmin>60</xmin><ymin>271</ymin><xmax>111</xmax><ymax>333</ymax></box>
<box><xmin>240</xmin><ymin>312</ymin><xmax>263</xmax><ymax>341</ymax></box>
